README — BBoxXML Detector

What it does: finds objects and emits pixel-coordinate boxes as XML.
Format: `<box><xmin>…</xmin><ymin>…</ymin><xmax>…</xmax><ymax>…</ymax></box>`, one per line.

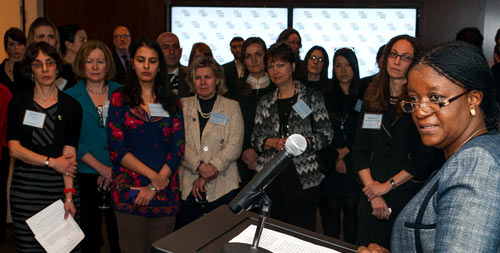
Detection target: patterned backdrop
<box><xmin>171</xmin><ymin>7</ymin><xmax>417</xmax><ymax>78</ymax></box>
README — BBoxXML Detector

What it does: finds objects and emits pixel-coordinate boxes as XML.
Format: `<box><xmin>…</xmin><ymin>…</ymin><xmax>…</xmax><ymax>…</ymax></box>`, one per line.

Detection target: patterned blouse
<box><xmin>107</xmin><ymin>91</ymin><xmax>185</xmax><ymax>217</ymax></box>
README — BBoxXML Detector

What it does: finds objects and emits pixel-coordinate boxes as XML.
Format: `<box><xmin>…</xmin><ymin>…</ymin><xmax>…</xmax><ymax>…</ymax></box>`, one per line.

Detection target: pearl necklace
<box><xmin>452</xmin><ymin>127</ymin><xmax>488</xmax><ymax>155</ymax></box>
<box><xmin>195</xmin><ymin>95</ymin><xmax>217</xmax><ymax>119</ymax></box>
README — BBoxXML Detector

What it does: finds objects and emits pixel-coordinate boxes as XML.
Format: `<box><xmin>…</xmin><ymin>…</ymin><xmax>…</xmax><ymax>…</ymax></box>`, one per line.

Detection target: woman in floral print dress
<box><xmin>107</xmin><ymin>38</ymin><xmax>185</xmax><ymax>253</ymax></box>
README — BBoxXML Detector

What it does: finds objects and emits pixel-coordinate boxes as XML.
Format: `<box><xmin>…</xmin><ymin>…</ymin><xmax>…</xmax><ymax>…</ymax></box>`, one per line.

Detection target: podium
<box><xmin>152</xmin><ymin>205</ymin><xmax>357</xmax><ymax>252</ymax></box>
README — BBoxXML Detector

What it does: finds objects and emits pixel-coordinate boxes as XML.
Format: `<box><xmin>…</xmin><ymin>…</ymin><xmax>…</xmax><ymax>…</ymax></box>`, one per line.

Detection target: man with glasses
<box><xmin>112</xmin><ymin>26</ymin><xmax>132</xmax><ymax>85</ymax></box>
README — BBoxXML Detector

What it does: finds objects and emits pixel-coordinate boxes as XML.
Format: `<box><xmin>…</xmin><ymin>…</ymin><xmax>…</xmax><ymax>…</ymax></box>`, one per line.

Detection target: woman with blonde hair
<box><xmin>175</xmin><ymin>56</ymin><xmax>243</xmax><ymax>229</ymax></box>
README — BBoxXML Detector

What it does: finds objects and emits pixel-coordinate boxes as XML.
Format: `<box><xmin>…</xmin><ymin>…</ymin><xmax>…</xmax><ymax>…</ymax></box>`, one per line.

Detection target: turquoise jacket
<box><xmin>65</xmin><ymin>80</ymin><xmax>122</xmax><ymax>174</ymax></box>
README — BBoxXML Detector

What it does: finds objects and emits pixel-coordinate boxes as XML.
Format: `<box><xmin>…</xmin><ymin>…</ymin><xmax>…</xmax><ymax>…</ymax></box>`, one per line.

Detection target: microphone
<box><xmin>229</xmin><ymin>134</ymin><xmax>307</xmax><ymax>214</ymax></box>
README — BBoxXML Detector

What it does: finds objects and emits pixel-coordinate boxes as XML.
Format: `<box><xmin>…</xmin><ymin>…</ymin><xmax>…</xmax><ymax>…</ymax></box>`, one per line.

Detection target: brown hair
<box><xmin>363</xmin><ymin>35</ymin><xmax>423</xmax><ymax>113</ymax></box>
<box><xmin>186</xmin><ymin>56</ymin><xmax>227</xmax><ymax>95</ymax></box>
<box><xmin>73</xmin><ymin>40</ymin><xmax>116</xmax><ymax>82</ymax></box>
<box><xmin>188</xmin><ymin>42</ymin><xmax>213</xmax><ymax>66</ymax></box>
<box><xmin>27</xmin><ymin>17</ymin><xmax>60</xmax><ymax>55</ymax></box>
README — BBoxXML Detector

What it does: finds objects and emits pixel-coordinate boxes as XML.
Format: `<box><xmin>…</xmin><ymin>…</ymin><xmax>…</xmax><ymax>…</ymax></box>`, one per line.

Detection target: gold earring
<box><xmin>470</xmin><ymin>108</ymin><xmax>476</xmax><ymax>116</ymax></box>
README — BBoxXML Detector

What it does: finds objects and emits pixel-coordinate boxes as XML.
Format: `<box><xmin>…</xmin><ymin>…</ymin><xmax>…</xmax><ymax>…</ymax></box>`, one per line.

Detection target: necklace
<box><xmin>87</xmin><ymin>86</ymin><xmax>108</xmax><ymax>96</ymax></box>
<box><xmin>389</xmin><ymin>95</ymin><xmax>399</xmax><ymax>105</ymax></box>
<box><xmin>452</xmin><ymin>127</ymin><xmax>488</xmax><ymax>155</ymax></box>
<box><xmin>195</xmin><ymin>95</ymin><xmax>217</xmax><ymax>119</ymax></box>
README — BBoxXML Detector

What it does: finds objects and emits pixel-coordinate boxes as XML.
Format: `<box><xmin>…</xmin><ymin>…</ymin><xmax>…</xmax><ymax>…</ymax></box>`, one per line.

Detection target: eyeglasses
<box><xmin>388</xmin><ymin>51</ymin><xmax>413</xmax><ymax>62</ymax></box>
<box><xmin>31</xmin><ymin>59</ymin><xmax>56</xmax><ymax>69</ymax></box>
<box><xmin>400</xmin><ymin>90</ymin><xmax>469</xmax><ymax>113</ymax></box>
<box><xmin>114</xmin><ymin>34</ymin><xmax>130</xmax><ymax>39</ymax></box>
<box><xmin>310</xmin><ymin>56</ymin><xmax>324</xmax><ymax>62</ymax></box>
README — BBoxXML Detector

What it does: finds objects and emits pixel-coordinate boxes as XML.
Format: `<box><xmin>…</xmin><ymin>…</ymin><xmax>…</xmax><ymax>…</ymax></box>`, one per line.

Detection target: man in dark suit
<box><xmin>222</xmin><ymin>37</ymin><xmax>244</xmax><ymax>98</ymax></box>
<box><xmin>112</xmin><ymin>26</ymin><xmax>132</xmax><ymax>85</ymax></box>
<box><xmin>157</xmin><ymin>32</ymin><xmax>191</xmax><ymax>98</ymax></box>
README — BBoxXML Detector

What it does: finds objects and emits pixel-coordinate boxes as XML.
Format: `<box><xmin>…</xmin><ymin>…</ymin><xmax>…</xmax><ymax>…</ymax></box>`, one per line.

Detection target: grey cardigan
<box><xmin>392</xmin><ymin>131</ymin><xmax>500</xmax><ymax>252</ymax></box>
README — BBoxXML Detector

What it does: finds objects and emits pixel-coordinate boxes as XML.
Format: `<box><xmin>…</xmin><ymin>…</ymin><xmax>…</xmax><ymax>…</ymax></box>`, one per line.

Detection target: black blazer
<box><xmin>112</xmin><ymin>49</ymin><xmax>130</xmax><ymax>85</ymax></box>
<box><xmin>7</xmin><ymin>89</ymin><xmax>82</xmax><ymax>166</ymax></box>
<box><xmin>223</xmin><ymin>61</ymin><xmax>239</xmax><ymax>99</ymax></box>
<box><xmin>177</xmin><ymin>66</ymin><xmax>192</xmax><ymax>98</ymax></box>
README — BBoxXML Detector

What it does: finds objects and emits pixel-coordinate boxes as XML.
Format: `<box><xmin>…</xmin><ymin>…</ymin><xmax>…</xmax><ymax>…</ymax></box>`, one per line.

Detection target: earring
<box><xmin>470</xmin><ymin>108</ymin><xmax>476</xmax><ymax>116</ymax></box>
<box><xmin>31</xmin><ymin>74</ymin><xmax>34</xmax><ymax>81</ymax></box>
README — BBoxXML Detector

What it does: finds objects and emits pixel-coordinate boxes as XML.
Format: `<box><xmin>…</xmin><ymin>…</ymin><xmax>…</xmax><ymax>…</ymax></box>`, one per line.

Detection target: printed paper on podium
<box><xmin>229</xmin><ymin>224</ymin><xmax>340</xmax><ymax>253</ymax></box>
<box><xmin>26</xmin><ymin>199</ymin><xmax>84</xmax><ymax>253</ymax></box>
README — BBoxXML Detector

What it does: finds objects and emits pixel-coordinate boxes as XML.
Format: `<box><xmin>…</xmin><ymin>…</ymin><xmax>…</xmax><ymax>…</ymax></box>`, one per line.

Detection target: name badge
<box><xmin>292</xmin><ymin>100</ymin><xmax>312</xmax><ymax>119</ymax></box>
<box><xmin>23</xmin><ymin>110</ymin><xmax>46</xmax><ymax>128</ymax></box>
<box><xmin>209</xmin><ymin>112</ymin><xmax>228</xmax><ymax>126</ymax></box>
<box><xmin>148</xmin><ymin>103</ymin><xmax>170</xmax><ymax>117</ymax></box>
<box><xmin>354</xmin><ymin>99</ymin><xmax>363</xmax><ymax>112</ymax></box>
<box><xmin>362</xmin><ymin>113</ymin><xmax>383</xmax><ymax>130</ymax></box>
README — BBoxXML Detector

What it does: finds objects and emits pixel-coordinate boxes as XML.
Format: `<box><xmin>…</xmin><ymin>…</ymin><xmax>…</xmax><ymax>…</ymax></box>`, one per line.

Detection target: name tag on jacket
<box><xmin>148</xmin><ymin>103</ymin><xmax>170</xmax><ymax>117</ymax></box>
<box><xmin>362</xmin><ymin>113</ymin><xmax>383</xmax><ymax>130</ymax></box>
<box><xmin>209</xmin><ymin>112</ymin><xmax>228</xmax><ymax>126</ymax></box>
<box><xmin>292</xmin><ymin>100</ymin><xmax>312</xmax><ymax>119</ymax></box>
<box><xmin>23</xmin><ymin>110</ymin><xmax>46</xmax><ymax>128</ymax></box>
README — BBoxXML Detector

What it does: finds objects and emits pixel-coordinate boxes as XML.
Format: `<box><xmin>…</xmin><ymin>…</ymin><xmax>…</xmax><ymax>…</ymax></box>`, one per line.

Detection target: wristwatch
<box><xmin>148</xmin><ymin>184</ymin><xmax>157</xmax><ymax>191</ymax></box>
<box><xmin>389</xmin><ymin>177</ymin><xmax>397</xmax><ymax>190</ymax></box>
<box><xmin>45</xmin><ymin>157</ymin><xmax>50</xmax><ymax>168</ymax></box>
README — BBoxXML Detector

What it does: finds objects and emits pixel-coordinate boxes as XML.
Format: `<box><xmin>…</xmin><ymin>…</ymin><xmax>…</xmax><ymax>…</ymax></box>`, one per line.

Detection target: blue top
<box><xmin>107</xmin><ymin>91</ymin><xmax>185</xmax><ymax>216</ymax></box>
<box><xmin>392</xmin><ymin>131</ymin><xmax>500</xmax><ymax>252</ymax></box>
<box><xmin>65</xmin><ymin>80</ymin><xmax>122</xmax><ymax>174</ymax></box>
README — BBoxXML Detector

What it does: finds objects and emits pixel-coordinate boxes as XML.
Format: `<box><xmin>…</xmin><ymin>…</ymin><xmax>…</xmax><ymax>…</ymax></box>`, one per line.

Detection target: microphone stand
<box><xmin>222</xmin><ymin>190</ymin><xmax>272</xmax><ymax>253</ymax></box>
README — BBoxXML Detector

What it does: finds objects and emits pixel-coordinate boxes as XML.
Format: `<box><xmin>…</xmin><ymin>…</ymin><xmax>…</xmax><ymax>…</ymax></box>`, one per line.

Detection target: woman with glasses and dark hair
<box><xmin>360</xmin><ymin>41</ymin><xmax>500</xmax><ymax>253</ymax></box>
<box><xmin>107</xmin><ymin>38</ymin><xmax>184</xmax><ymax>253</ymax></box>
<box><xmin>319</xmin><ymin>48</ymin><xmax>361</xmax><ymax>244</ymax></box>
<box><xmin>251</xmin><ymin>42</ymin><xmax>333</xmax><ymax>231</ymax></box>
<box><xmin>175</xmin><ymin>56</ymin><xmax>243</xmax><ymax>229</ymax></box>
<box><xmin>1</xmin><ymin>27</ymin><xmax>26</xmax><ymax>94</ymax></box>
<box><xmin>65</xmin><ymin>40</ymin><xmax>121</xmax><ymax>253</ymax></box>
<box><xmin>352</xmin><ymin>35</ymin><xmax>444</xmax><ymax>249</ymax></box>
<box><xmin>233</xmin><ymin>37</ymin><xmax>276</xmax><ymax>187</ymax></box>
<box><xmin>7</xmin><ymin>41</ymin><xmax>82</xmax><ymax>252</ymax></box>
<box><xmin>304</xmin><ymin>45</ymin><xmax>330</xmax><ymax>92</ymax></box>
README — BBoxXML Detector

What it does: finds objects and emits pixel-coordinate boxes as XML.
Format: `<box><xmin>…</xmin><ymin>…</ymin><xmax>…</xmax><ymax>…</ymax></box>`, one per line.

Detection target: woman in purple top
<box><xmin>107</xmin><ymin>38</ymin><xmax>184</xmax><ymax>253</ymax></box>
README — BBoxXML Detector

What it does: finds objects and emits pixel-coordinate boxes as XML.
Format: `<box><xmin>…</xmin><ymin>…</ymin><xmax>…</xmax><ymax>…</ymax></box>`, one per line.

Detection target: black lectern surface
<box><xmin>152</xmin><ymin>205</ymin><xmax>357</xmax><ymax>253</ymax></box>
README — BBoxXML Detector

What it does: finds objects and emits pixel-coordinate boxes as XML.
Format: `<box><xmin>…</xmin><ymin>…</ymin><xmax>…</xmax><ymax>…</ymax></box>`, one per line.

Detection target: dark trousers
<box><xmin>78</xmin><ymin>173</ymin><xmax>120</xmax><ymax>253</ymax></box>
<box><xmin>174</xmin><ymin>189</ymin><xmax>238</xmax><ymax>230</ymax></box>
<box><xmin>319</xmin><ymin>195</ymin><xmax>359</xmax><ymax>244</ymax></box>
<box><xmin>0</xmin><ymin>147</ymin><xmax>9</xmax><ymax>240</ymax></box>
<box><xmin>266</xmin><ymin>164</ymin><xmax>320</xmax><ymax>232</ymax></box>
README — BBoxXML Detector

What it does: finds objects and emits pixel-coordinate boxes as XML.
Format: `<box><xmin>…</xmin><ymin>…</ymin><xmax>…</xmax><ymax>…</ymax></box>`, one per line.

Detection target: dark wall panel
<box><xmin>45</xmin><ymin>0</ymin><xmax>165</xmax><ymax>49</ymax></box>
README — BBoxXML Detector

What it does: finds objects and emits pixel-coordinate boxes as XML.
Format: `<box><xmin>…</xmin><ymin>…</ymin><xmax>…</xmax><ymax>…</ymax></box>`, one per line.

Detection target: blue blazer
<box><xmin>392</xmin><ymin>131</ymin><xmax>500</xmax><ymax>252</ymax></box>
<box><xmin>65</xmin><ymin>80</ymin><xmax>122</xmax><ymax>174</ymax></box>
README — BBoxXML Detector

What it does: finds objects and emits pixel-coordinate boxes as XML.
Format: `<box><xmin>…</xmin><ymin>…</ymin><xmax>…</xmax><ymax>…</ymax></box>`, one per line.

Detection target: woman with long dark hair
<box><xmin>320</xmin><ymin>48</ymin><xmax>361</xmax><ymax>243</ymax></box>
<box><xmin>304</xmin><ymin>45</ymin><xmax>330</xmax><ymax>92</ymax></box>
<box><xmin>352</xmin><ymin>35</ymin><xmax>443</xmax><ymax>248</ymax></box>
<box><xmin>107</xmin><ymin>38</ymin><xmax>184</xmax><ymax>253</ymax></box>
